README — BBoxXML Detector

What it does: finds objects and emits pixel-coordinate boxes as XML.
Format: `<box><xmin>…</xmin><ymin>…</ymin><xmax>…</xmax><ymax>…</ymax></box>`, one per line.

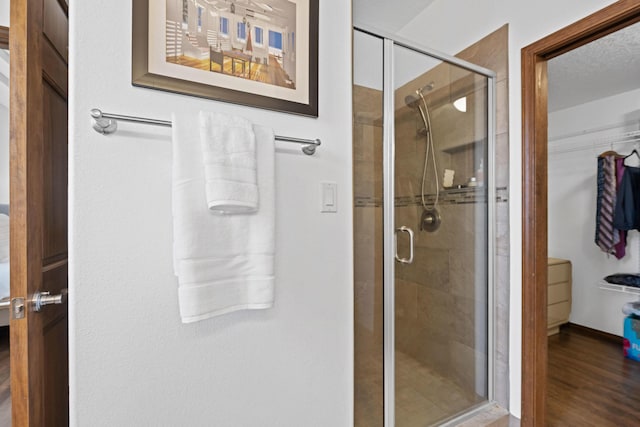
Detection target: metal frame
<box><xmin>355</xmin><ymin>24</ymin><xmax>498</xmax><ymax>427</ymax></box>
<box><xmin>89</xmin><ymin>108</ymin><xmax>322</xmax><ymax>155</ymax></box>
<box><xmin>382</xmin><ymin>37</ymin><xmax>396</xmax><ymax>427</ymax></box>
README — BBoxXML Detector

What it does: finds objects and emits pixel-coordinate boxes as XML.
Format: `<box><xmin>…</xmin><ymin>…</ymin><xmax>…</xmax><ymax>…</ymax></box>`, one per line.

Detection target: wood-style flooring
<box><xmin>0</xmin><ymin>326</ymin><xmax>9</xmax><ymax>426</ymax></box>
<box><xmin>548</xmin><ymin>324</ymin><xmax>640</xmax><ymax>426</ymax></box>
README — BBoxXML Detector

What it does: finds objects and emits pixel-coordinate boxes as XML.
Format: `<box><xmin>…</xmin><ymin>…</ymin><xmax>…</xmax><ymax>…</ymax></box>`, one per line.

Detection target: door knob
<box><xmin>33</xmin><ymin>288</ymin><xmax>68</xmax><ymax>312</ymax></box>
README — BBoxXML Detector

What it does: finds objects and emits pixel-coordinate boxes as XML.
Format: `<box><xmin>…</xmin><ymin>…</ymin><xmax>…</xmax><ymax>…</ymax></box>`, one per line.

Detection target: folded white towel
<box><xmin>199</xmin><ymin>111</ymin><xmax>258</xmax><ymax>214</ymax></box>
<box><xmin>172</xmin><ymin>112</ymin><xmax>275</xmax><ymax>323</ymax></box>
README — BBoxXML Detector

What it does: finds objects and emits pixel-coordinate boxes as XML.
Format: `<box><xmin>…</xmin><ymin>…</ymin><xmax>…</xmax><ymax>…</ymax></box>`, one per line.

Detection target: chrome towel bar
<box><xmin>90</xmin><ymin>108</ymin><xmax>322</xmax><ymax>155</ymax></box>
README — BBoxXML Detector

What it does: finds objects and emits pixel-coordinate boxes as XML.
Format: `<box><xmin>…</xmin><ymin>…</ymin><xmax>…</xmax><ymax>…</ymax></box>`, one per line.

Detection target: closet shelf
<box><xmin>598</xmin><ymin>280</ymin><xmax>640</xmax><ymax>296</ymax></box>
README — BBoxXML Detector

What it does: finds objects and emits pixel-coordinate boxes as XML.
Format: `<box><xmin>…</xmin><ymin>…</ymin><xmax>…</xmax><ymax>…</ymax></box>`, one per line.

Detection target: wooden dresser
<box><xmin>548</xmin><ymin>258</ymin><xmax>572</xmax><ymax>335</ymax></box>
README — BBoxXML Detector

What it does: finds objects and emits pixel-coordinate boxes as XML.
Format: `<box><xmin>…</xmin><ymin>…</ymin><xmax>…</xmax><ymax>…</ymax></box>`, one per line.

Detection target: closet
<box><xmin>544</xmin><ymin>18</ymin><xmax>640</xmax><ymax>424</ymax></box>
<box><xmin>548</xmin><ymin>115</ymin><xmax>640</xmax><ymax>336</ymax></box>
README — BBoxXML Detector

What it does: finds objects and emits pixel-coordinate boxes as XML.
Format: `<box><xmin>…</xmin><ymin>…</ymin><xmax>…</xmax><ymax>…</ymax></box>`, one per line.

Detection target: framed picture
<box><xmin>132</xmin><ymin>0</ymin><xmax>319</xmax><ymax>117</ymax></box>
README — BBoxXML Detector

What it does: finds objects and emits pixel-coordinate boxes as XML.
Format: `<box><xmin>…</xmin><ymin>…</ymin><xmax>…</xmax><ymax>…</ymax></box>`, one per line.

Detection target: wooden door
<box><xmin>9</xmin><ymin>0</ymin><xmax>69</xmax><ymax>425</ymax></box>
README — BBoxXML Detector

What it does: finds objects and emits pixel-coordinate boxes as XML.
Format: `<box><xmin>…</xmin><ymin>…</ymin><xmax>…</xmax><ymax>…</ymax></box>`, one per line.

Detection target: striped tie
<box><xmin>598</xmin><ymin>155</ymin><xmax>616</xmax><ymax>253</ymax></box>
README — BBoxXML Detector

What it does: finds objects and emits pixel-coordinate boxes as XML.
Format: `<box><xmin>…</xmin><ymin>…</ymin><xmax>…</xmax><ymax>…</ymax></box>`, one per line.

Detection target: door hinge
<box><xmin>11</xmin><ymin>297</ymin><xmax>25</xmax><ymax>320</ymax></box>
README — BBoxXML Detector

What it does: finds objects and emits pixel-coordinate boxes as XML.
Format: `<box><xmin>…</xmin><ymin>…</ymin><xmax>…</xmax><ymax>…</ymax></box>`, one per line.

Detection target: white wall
<box><xmin>0</xmin><ymin>0</ymin><xmax>8</xmax><ymax>207</ymax></box>
<box><xmin>0</xmin><ymin>104</ymin><xmax>7</xmax><ymax>204</ymax></box>
<box><xmin>0</xmin><ymin>0</ymin><xmax>8</xmax><ymax>28</ymax></box>
<box><xmin>353</xmin><ymin>30</ymin><xmax>382</xmax><ymax>90</ymax></box>
<box><xmin>396</xmin><ymin>0</ymin><xmax>618</xmax><ymax>418</ymax></box>
<box><xmin>549</xmin><ymin>88</ymin><xmax>640</xmax><ymax>336</ymax></box>
<box><xmin>68</xmin><ymin>1</ymin><xmax>353</xmax><ymax>426</ymax></box>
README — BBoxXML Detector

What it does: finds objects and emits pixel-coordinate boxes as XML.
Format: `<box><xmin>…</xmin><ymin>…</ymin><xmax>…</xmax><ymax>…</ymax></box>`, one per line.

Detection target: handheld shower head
<box><xmin>404</xmin><ymin>93</ymin><xmax>422</xmax><ymax>110</ymax></box>
<box><xmin>403</xmin><ymin>81</ymin><xmax>435</xmax><ymax>110</ymax></box>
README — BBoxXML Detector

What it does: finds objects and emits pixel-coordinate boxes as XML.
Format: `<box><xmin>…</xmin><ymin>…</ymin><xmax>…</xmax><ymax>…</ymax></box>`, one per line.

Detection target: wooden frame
<box><xmin>521</xmin><ymin>1</ymin><xmax>640</xmax><ymax>425</ymax></box>
<box><xmin>132</xmin><ymin>0</ymin><xmax>319</xmax><ymax>117</ymax></box>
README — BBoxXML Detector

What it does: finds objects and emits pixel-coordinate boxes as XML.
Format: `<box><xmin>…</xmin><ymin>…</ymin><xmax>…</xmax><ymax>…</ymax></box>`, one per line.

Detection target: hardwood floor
<box><xmin>548</xmin><ymin>324</ymin><xmax>640</xmax><ymax>426</ymax></box>
<box><xmin>0</xmin><ymin>326</ymin><xmax>9</xmax><ymax>426</ymax></box>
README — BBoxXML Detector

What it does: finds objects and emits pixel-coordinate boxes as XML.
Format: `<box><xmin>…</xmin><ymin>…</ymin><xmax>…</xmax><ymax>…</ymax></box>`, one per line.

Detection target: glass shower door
<box><xmin>353</xmin><ymin>28</ymin><xmax>495</xmax><ymax>427</ymax></box>
<box><xmin>390</xmin><ymin>43</ymin><xmax>491</xmax><ymax>426</ymax></box>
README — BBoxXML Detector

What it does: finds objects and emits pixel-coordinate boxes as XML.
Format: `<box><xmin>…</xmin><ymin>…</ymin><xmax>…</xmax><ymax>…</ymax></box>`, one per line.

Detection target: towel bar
<box><xmin>90</xmin><ymin>108</ymin><xmax>322</xmax><ymax>155</ymax></box>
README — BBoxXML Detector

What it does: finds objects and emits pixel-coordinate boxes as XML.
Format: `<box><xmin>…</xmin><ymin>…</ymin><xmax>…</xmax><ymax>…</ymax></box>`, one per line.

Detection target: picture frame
<box><xmin>132</xmin><ymin>0</ymin><xmax>319</xmax><ymax>117</ymax></box>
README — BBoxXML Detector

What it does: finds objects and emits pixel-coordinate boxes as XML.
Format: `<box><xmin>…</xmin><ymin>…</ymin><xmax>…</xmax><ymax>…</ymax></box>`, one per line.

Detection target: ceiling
<box><xmin>353</xmin><ymin>1</ymin><xmax>640</xmax><ymax>114</ymax></box>
<box><xmin>353</xmin><ymin>0</ymin><xmax>437</xmax><ymax>33</ymax></box>
<box><xmin>548</xmin><ymin>21</ymin><xmax>640</xmax><ymax>112</ymax></box>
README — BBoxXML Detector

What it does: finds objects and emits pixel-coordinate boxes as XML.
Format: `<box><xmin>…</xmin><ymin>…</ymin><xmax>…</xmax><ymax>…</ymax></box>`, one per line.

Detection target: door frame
<box><xmin>521</xmin><ymin>1</ymin><xmax>640</xmax><ymax>425</ymax></box>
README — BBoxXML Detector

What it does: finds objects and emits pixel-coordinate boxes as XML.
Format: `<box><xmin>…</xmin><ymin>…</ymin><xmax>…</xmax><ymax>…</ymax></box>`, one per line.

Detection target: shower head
<box><xmin>404</xmin><ymin>93</ymin><xmax>422</xmax><ymax>110</ymax></box>
<box><xmin>404</xmin><ymin>81</ymin><xmax>435</xmax><ymax>110</ymax></box>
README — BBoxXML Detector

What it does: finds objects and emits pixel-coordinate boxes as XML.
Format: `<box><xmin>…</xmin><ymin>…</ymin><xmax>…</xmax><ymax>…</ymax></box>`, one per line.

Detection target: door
<box><xmin>353</xmin><ymin>28</ymin><xmax>496</xmax><ymax>426</ymax></box>
<box><xmin>10</xmin><ymin>0</ymin><xmax>69</xmax><ymax>425</ymax></box>
<box><xmin>389</xmin><ymin>42</ymin><xmax>493</xmax><ymax>426</ymax></box>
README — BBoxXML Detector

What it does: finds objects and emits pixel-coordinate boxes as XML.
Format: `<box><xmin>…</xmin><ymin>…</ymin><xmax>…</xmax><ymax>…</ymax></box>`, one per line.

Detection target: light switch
<box><xmin>321</xmin><ymin>182</ymin><xmax>337</xmax><ymax>213</ymax></box>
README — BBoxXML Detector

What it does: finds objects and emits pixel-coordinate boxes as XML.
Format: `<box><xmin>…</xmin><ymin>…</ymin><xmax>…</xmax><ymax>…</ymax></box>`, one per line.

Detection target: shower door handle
<box><xmin>395</xmin><ymin>226</ymin><xmax>414</xmax><ymax>264</ymax></box>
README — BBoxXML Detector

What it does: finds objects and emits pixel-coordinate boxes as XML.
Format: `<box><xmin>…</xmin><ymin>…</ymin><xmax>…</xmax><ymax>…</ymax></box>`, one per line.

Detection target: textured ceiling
<box><xmin>548</xmin><ymin>21</ymin><xmax>640</xmax><ymax>112</ymax></box>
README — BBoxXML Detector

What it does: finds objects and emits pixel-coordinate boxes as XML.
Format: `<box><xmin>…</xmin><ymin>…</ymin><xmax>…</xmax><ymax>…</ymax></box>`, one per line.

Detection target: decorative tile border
<box><xmin>354</xmin><ymin>187</ymin><xmax>508</xmax><ymax>208</ymax></box>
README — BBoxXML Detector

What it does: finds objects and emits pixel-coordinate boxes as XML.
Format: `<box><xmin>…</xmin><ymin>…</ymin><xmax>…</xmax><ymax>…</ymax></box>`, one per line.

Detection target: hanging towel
<box><xmin>199</xmin><ymin>112</ymin><xmax>258</xmax><ymax>214</ymax></box>
<box><xmin>172</xmin><ymin>112</ymin><xmax>275</xmax><ymax>323</ymax></box>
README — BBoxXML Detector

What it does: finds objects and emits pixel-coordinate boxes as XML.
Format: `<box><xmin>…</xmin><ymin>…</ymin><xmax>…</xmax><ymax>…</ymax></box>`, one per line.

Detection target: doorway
<box><xmin>521</xmin><ymin>1</ymin><xmax>640</xmax><ymax>425</ymax></box>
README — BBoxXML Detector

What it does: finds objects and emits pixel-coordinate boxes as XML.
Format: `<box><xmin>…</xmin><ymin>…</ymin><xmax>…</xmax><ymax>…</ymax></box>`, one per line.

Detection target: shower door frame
<box><xmin>354</xmin><ymin>24</ymin><xmax>498</xmax><ymax>427</ymax></box>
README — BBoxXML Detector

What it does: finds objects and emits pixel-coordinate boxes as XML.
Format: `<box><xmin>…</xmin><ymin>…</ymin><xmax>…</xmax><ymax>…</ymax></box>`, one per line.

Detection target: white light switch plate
<box><xmin>321</xmin><ymin>182</ymin><xmax>337</xmax><ymax>213</ymax></box>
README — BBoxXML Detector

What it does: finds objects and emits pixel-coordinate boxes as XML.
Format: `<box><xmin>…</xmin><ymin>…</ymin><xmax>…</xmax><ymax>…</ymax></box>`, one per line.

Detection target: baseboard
<box><xmin>564</xmin><ymin>322</ymin><xmax>622</xmax><ymax>345</ymax></box>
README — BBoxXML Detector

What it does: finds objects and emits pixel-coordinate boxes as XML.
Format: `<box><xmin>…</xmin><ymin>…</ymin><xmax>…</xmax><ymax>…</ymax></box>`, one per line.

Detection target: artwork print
<box><xmin>133</xmin><ymin>0</ymin><xmax>319</xmax><ymax>116</ymax></box>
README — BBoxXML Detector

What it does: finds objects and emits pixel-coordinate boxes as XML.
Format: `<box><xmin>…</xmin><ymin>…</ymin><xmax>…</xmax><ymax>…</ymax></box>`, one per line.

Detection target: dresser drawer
<box><xmin>547</xmin><ymin>258</ymin><xmax>572</xmax><ymax>334</ymax></box>
<box><xmin>548</xmin><ymin>282</ymin><xmax>570</xmax><ymax>305</ymax></box>
<box><xmin>548</xmin><ymin>301</ymin><xmax>571</xmax><ymax>328</ymax></box>
<box><xmin>548</xmin><ymin>262</ymin><xmax>571</xmax><ymax>285</ymax></box>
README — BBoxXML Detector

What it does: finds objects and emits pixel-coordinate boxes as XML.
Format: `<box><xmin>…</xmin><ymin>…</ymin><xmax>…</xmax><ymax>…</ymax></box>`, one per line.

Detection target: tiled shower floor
<box><xmin>355</xmin><ymin>350</ymin><xmax>484</xmax><ymax>426</ymax></box>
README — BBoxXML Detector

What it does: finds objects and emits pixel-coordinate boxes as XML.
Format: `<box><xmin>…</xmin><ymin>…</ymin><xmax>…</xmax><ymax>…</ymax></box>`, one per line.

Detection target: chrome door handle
<box><xmin>33</xmin><ymin>288</ymin><xmax>68</xmax><ymax>312</ymax></box>
<box><xmin>395</xmin><ymin>226</ymin><xmax>414</xmax><ymax>264</ymax></box>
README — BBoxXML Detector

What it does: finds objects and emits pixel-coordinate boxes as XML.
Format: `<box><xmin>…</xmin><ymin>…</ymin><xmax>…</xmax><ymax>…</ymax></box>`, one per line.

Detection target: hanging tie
<box><xmin>598</xmin><ymin>155</ymin><xmax>617</xmax><ymax>254</ymax></box>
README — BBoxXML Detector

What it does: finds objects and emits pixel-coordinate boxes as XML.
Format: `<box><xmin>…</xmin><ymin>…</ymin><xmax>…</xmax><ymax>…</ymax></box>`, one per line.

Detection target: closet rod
<box><xmin>90</xmin><ymin>108</ymin><xmax>321</xmax><ymax>155</ymax></box>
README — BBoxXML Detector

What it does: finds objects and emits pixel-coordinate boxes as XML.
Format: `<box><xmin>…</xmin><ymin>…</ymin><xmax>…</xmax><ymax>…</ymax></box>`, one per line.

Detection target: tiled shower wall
<box><xmin>353</xmin><ymin>24</ymin><xmax>510</xmax><ymax>410</ymax></box>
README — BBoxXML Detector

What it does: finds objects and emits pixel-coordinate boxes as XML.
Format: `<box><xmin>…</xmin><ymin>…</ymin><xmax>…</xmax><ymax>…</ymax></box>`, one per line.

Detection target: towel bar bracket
<box><xmin>89</xmin><ymin>108</ymin><xmax>321</xmax><ymax>155</ymax></box>
<box><xmin>91</xmin><ymin>109</ymin><xmax>118</xmax><ymax>134</ymax></box>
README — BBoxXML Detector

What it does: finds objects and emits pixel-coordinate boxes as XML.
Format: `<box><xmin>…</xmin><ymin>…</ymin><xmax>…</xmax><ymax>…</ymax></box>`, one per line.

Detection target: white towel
<box><xmin>172</xmin><ymin>112</ymin><xmax>275</xmax><ymax>323</ymax></box>
<box><xmin>199</xmin><ymin>112</ymin><xmax>258</xmax><ymax>214</ymax></box>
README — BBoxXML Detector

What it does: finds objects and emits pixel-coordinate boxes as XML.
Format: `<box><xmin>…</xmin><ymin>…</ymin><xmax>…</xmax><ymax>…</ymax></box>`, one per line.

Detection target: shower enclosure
<box><xmin>353</xmin><ymin>27</ymin><xmax>496</xmax><ymax>426</ymax></box>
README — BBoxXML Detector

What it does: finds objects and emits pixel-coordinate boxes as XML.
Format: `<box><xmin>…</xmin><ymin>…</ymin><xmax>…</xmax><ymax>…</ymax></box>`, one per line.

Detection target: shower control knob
<box><xmin>421</xmin><ymin>209</ymin><xmax>442</xmax><ymax>232</ymax></box>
